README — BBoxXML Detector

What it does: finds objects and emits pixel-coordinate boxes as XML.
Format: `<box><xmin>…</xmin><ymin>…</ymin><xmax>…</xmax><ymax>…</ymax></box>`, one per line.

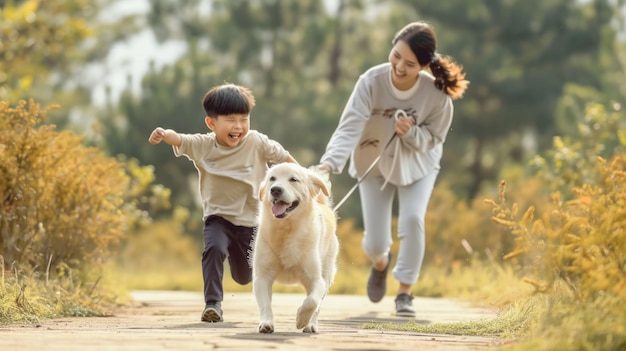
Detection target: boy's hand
<box><xmin>149</xmin><ymin>128</ymin><xmax>166</xmax><ymax>144</ymax></box>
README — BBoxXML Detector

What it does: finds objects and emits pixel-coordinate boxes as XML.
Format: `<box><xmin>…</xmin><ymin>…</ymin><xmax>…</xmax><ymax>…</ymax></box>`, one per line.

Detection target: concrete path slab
<box><xmin>0</xmin><ymin>290</ymin><xmax>502</xmax><ymax>350</ymax></box>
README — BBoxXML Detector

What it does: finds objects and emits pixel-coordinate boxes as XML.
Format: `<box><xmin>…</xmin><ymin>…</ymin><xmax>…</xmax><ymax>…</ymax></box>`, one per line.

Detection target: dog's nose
<box><xmin>270</xmin><ymin>186</ymin><xmax>283</xmax><ymax>197</ymax></box>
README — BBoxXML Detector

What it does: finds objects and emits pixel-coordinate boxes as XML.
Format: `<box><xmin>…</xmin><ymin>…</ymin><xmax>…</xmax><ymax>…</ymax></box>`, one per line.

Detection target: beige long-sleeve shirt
<box><xmin>174</xmin><ymin>130</ymin><xmax>290</xmax><ymax>227</ymax></box>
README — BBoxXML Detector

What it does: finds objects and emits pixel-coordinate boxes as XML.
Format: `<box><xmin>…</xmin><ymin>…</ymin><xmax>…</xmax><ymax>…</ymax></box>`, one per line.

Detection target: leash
<box><xmin>332</xmin><ymin>110</ymin><xmax>409</xmax><ymax>212</ymax></box>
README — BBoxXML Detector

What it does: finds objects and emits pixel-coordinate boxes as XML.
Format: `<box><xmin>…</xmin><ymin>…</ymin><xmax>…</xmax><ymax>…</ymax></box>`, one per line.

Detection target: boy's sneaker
<box><xmin>367</xmin><ymin>253</ymin><xmax>392</xmax><ymax>303</ymax></box>
<box><xmin>201</xmin><ymin>304</ymin><xmax>223</xmax><ymax>322</ymax></box>
<box><xmin>395</xmin><ymin>293</ymin><xmax>416</xmax><ymax>317</ymax></box>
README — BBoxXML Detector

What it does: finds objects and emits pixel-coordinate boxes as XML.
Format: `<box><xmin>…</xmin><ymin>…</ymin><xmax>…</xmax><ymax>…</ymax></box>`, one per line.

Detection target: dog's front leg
<box><xmin>296</xmin><ymin>277</ymin><xmax>326</xmax><ymax>331</ymax></box>
<box><xmin>253</xmin><ymin>275</ymin><xmax>275</xmax><ymax>333</ymax></box>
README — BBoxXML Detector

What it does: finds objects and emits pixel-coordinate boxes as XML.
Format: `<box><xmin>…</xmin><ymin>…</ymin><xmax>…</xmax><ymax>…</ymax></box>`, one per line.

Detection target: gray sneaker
<box><xmin>367</xmin><ymin>253</ymin><xmax>392</xmax><ymax>303</ymax></box>
<box><xmin>201</xmin><ymin>304</ymin><xmax>223</xmax><ymax>322</ymax></box>
<box><xmin>395</xmin><ymin>293</ymin><xmax>416</xmax><ymax>317</ymax></box>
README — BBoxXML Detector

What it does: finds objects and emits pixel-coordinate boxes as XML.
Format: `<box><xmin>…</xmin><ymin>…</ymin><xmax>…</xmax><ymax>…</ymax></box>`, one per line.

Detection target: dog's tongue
<box><xmin>272</xmin><ymin>202</ymin><xmax>290</xmax><ymax>217</ymax></box>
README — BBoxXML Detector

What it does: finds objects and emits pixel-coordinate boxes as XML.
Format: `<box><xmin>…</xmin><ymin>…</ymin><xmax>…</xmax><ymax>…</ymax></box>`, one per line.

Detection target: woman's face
<box><xmin>388</xmin><ymin>40</ymin><xmax>424</xmax><ymax>91</ymax></box>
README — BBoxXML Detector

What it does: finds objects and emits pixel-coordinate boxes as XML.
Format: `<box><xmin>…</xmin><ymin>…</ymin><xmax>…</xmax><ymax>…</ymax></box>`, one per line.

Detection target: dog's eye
<box><xmin>289</xmin><ymin>177</ymin><xmax>299</xmax><ymax>182</ymax></box>
<box><xmin>269</xmin><ymin>176</ymin><xmax>276</xmax><ymax>182</ymax></box>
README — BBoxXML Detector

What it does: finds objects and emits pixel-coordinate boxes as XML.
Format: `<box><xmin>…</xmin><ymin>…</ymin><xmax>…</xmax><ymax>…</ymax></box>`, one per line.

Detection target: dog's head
<box><xmin>259</xmin><ymin>163</ymin><xmax>330</xmax><ymax>219</ymax></box>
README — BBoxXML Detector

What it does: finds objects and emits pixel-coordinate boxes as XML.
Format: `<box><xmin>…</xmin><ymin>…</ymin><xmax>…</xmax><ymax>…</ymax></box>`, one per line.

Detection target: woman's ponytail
<box><xmin>429</xmin><ymin>53</ymin><xmax>469</xmax><ymax>100</ymax></box>
<box><xmin>393</xmin><ymin>22</ymin><xmax>470</xmax><ymax>99</ymax></box>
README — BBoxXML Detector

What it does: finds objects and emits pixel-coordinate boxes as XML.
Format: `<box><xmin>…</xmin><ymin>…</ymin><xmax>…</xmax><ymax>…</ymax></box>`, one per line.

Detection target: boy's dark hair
<box><xmin>202</xmin><ymin>83</ymin><xmax>256</xmax><ymax>117</ymax></box>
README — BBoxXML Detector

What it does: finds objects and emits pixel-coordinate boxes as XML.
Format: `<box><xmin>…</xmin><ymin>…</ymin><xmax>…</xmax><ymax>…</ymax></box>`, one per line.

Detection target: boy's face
<box><xmin>205</xmin><ymin>113</ymin><xmax>250</xmax><ymax>147</ymax></box>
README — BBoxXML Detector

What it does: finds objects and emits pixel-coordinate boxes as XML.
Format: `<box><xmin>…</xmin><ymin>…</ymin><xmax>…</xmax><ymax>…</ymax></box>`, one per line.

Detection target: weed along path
<box><xmin>1</xmin><ymin>291</ymin><xmax>501</xmax><ymax>351</ymax></box>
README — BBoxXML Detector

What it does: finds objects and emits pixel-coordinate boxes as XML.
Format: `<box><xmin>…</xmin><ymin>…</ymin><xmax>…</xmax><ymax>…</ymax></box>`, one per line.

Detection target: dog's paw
<box><xmin>296</xmin><ymin>299</ymin><xmax>318</xmax><ymax>329</ymax></box>
<box><xmin>258</xmin><ymin>321</ymin><xmax>274</xmax><ymax>334</ymax></box>
<box><xmin>302</xmin><ymin>324</ymin><xmax>318</xmax><ymax>333</ymax></box>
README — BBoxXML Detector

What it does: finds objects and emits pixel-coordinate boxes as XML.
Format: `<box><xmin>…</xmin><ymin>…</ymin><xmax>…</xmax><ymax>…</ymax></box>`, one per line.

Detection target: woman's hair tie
<box><xmin>430</xmin><ymin>53</ymin><xmax>439</xmax><ymax>65</ymax></box>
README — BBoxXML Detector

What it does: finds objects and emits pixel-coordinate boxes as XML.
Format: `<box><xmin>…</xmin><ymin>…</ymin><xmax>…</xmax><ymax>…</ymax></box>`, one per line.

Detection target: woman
<box><xmin>317</xmin><ymin>21</ymin><xmax>469</xmax><ymax>317</ymax></box>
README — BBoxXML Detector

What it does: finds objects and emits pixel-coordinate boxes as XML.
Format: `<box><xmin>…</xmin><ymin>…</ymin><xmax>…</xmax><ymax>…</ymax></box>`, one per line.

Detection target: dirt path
<box><xmin>1</xmin><ymin>290</ymin><xmax>502</xmax><ymax>350</ymax></box>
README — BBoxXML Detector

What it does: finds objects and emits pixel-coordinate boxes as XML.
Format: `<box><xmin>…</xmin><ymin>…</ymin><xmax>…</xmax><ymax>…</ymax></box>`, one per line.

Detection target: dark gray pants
<box><xmin>202</xmin><ymin>215</ymin><xmax>254</xmax><ymax>305</ymax></box>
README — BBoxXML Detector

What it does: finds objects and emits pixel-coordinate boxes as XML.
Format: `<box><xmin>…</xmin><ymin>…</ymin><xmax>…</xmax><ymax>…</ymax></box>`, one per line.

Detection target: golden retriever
<box><xmin>252</xmin><ymin>163</ymin><xmax>339</xmax><ymax>333</ymax></box>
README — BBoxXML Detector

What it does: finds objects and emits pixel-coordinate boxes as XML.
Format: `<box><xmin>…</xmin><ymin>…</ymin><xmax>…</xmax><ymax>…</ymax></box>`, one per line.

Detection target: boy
<box><xmin>148</xmin><ymin>83</ymin><xmax>297</xmax><ymax>322</ymax></box>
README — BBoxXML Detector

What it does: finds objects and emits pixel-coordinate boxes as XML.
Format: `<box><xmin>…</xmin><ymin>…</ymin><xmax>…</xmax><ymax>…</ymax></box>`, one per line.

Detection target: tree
<box><xmin>0</xmin><ymin>0</ymin><xmax>141</xmax><ymax>126</ymax></box>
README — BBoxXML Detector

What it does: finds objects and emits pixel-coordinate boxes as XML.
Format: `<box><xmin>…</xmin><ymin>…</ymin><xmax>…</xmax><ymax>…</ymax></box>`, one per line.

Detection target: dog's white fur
<box><xmin>252</xmin><ymin>163</ymin><xmax>339</xmax><ymax>333</ymax></box>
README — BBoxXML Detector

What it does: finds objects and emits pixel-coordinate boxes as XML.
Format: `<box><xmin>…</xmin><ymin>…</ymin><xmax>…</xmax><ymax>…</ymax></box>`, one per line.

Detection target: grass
<box><xmin>356</xmin><ymin>261</ymin><xmax>536</xmax><ymax>345</ymax></box>
<box><xmin>0</xmin><ymin>267</ymin><xmax>123</xmax><ymax>324</ymax></box>
<box><xmin>361</xmin><ymin>266</ymin><xmax>626</xmax><ymax>351</ymax></box>
<box><xmin>363</xmin><ymin>293</ymin><xmax>541</xmax><ymax>339</ymax></box>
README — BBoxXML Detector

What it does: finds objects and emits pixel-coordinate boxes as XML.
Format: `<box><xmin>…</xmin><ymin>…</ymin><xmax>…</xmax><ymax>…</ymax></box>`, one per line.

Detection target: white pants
<box><xmin>358</xmin><ymin>170</ymin><xmax>439</xmax><ymax>285</ymax></box>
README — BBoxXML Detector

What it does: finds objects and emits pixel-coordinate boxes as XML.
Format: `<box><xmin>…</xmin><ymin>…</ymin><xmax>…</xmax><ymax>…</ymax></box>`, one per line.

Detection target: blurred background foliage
<box><xmin>3</xmin><ymin>0</ymin><xmax>625</xmax><ymax>228</ymax></box>
<box><xmin>2</xmin><ymin>0</ymin><xmax>626</xmax><ymax>348</ymax></box>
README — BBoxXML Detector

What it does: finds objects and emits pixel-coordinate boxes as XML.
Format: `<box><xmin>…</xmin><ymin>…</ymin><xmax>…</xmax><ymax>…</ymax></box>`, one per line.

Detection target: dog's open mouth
<box><xmin>271</xmin><ymin>199</ymin><xmax>300</xmax><ymax>218</ymax></box>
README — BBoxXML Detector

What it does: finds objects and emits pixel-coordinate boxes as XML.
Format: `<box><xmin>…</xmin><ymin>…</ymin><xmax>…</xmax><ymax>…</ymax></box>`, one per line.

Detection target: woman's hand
<box><xmin>394</xmin><ymin>115</ymin><xmax>415</xmax><ymax>137</ymax></box>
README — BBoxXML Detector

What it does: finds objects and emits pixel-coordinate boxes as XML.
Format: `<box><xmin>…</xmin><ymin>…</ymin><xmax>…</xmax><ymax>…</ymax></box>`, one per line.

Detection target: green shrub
<box><xmin>530</xmin><ymin>103</ymin><xmax>625</xmax><ymax>198</ymax></box>
<box><xmin>0</xmin><ymin>99</ymin><xmax>173</xmax><ymax>323</ymax></box>
<box><xmin>484</xmin><ymin>103</ymin><xmax>626</xmax><ymax>350</ymax></box>
<box><xmin>0</xmin><ymin>99</ymin><xmax>129</xmax><ymax>277</ymax></box>
<box><xmin>489</xmin><ymin>155</ymin><xmax>626</xmax><ymax>302</ymax></box>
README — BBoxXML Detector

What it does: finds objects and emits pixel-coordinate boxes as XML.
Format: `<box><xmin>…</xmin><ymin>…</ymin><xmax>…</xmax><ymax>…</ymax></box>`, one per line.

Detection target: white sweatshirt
<box><xmin>320</xmin><ymin>63</ymin><xmax>454</xmax><ymax>186</ymax></box>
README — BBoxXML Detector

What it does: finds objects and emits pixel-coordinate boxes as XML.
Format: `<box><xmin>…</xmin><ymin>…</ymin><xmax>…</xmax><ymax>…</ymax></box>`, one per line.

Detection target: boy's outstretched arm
<box><xmin>148</xmin><ymin>127</ymin><xmax>182</xmax><ymax>147</ymax></box>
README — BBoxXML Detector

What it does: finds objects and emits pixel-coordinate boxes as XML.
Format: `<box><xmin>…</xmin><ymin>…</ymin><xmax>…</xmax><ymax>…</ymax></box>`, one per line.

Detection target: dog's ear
<box><xmin>258</xmin><ymin>176</ymin><xmax>267</xmax><ymax>201</ymax></box>
<box><xmin>310</xmin><ymin>173</ymin><xmax>329</xmax><ymax>197</ymax></box>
